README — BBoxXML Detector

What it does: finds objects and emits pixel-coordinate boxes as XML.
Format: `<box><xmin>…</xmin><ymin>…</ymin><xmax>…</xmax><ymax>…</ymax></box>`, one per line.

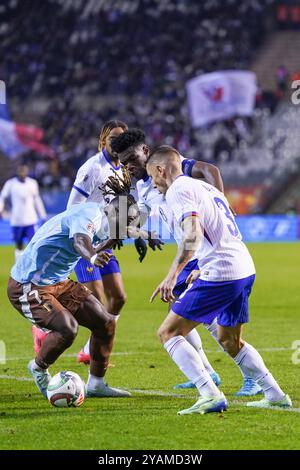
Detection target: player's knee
<box><xmin>61</xmin><ymin>317</ymin><xmax>78</xmax><ymax>344</ymax></box>
<box><xmin>110</xmin><ymin>292</ymin><xmax>127</xmax><ymax>312</ymax></box>
<box><xmin>93</xmin><ymin>317</ymin><xmax>116</xmax><ymax>340</ymax></box>
<box><xmin>105</xmin><ymin>318</ymin><xmax>116</xmax><ymax>338</ymax></box>
<box><xmin>157</xmin><ymin>325</ymin><xmax>173</xmax><ymax>344</ymax></box>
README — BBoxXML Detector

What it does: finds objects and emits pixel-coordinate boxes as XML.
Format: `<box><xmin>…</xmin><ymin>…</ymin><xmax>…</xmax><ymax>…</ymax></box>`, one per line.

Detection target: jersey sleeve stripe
<box><xmin>73</xmin><ymin>185</ymin><xmax>89</xmax><ymax>198</ymax></box>
<box><xmin>181</xmin><ymin>159</ymin><xmax>197</xmax><ymax>177</ymax></box>
<box><xmin>178</xmin><ymin>211</ymin><xmax>199</xmax><ymax>224</ymax></box>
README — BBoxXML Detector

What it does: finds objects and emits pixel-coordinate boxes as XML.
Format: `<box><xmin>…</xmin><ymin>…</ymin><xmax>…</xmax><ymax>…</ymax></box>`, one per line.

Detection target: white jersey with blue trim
<box><xmin>11</xmin><ymin>202</ymin><xmax>109</xmax><ymax>286</ymax></box>
<box><xmin>136</xmin><ymin>156</ymin><xmax>199</xmax><ymax>259</ymax></box>
<box><xmin>166</xmin><ymin>176</ymin><xmax>256</xmax><ymax>281</ymax></box>
<box><xmin>67</xmin><ymin>149</ymin><xmax>124</xmax><ymax>207</ymax></box>
<box><xmin>0</xmin><ymin>176</ymin><xmax>46</xmax><ymax>226</ymax></box>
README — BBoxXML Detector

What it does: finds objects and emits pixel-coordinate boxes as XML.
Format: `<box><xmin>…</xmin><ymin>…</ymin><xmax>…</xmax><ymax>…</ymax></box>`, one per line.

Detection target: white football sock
<box><xmin>185</xmin><ymin>328</ymin><xmax>214</xmax><ymax>374</ymax></box>
<box><xmin>15</xmin><ymin>249</ymin><xmax>24</xmax><ymax>262</ymax></box>
<box><xmin>87</xmin><ymin>372</ymin><xmax>104</xmax><ymax>389</ymax></box>
<box><xmin>205</xmin><ymin>318</ymin><xmax>249</xmax><ymax>380</ymax></box>
<box><xmin>164</xmin><ymin>335</ymin><xmax>221</xmax><ymax>398</ymax></box>
<box><xmin>83</xmin><ymin>338</ymin><xmax>90</xmax><ymax>355</ymax></box>
<box><xmin>234</xmin><ymin>342</ymin><xmax>285</xmax><ymax>401</ymax></box>
<box><xmin>205</xmin><ymin>318</ymin><xmax>224</xmax><ymax>351</ymax></box>
<box><xmin>32</xmin><ymin>359</ymin><xmax>47</xmax><ymax>371</ymax></box>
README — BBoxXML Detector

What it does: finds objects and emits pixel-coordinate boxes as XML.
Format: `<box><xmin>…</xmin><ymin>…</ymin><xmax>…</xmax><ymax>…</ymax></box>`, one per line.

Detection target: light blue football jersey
<box><xmin>11</xmin><ymin>202</ymin><xmax>109</xmax><ymax>286</ymax></box>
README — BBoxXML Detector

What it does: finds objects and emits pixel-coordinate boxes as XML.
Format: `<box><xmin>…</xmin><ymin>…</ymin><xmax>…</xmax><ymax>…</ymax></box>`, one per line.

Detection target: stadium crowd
<box><xmin>0</xmin><ymin>0</ymin><xmax>276</xmax><ymax>190</ymax></box>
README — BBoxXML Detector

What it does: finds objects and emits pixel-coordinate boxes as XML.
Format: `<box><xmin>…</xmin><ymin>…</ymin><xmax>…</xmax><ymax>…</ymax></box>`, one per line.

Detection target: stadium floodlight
<box><xmin>0</xmin><ymin>80</ymin><xmax>5</xmax><ymax>104</ymax></box>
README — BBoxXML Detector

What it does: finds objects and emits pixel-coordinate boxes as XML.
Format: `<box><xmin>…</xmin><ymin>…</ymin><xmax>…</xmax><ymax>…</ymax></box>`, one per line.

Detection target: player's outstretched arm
<box><xmin>150</xmin><ymin>215</ymin><xmax>202</xmax><ymax>303</ymax></box>
<box><xmin>73</xmin><ymin>233</ymin><xmax>112</xmax><ymax>267</ymax></box>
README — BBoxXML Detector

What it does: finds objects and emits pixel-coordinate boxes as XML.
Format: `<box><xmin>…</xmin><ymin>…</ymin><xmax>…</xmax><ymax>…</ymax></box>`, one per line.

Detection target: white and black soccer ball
<box><xmin>47</xmin><ymin>371</ymin><xmax>85</xmax><ymax>408</ymax></box>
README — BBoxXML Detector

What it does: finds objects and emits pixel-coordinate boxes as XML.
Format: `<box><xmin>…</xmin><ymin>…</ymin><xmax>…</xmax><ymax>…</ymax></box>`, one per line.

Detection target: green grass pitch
<box><xmin>0</xmin><ymin>243</ymin><xmax>300</xmax><ymax>450</ymax></box>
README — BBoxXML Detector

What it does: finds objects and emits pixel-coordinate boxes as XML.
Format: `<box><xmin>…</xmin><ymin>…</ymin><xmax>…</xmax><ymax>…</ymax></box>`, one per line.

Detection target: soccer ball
<box><xmin>47</xmin><ymin>371</ymin><xmax>85</xmax><ymax>408</ymax></box>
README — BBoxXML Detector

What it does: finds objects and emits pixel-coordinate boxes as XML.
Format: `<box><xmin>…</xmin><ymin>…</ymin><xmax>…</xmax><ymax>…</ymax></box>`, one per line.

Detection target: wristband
<box><xmin>90</xmin><ymin>254</ymin><xmax>97</xmax><ymax>265</ymax></box>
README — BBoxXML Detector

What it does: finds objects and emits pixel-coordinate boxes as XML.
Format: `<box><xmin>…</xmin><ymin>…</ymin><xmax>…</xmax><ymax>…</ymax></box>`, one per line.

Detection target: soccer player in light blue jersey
<box><xmin>7</xmin><ymin>188</ymin><xmax>139</xmax><ymax>399</ymax></box>
<box><xmin>32</xmin><ymin>120</ymin><xmax>130</xmax><ymax>365</ymax></box>
<box><xmin>147</xmin><ymin>146</ymin><xmax>291</xmax><ymax>414</ymax></box>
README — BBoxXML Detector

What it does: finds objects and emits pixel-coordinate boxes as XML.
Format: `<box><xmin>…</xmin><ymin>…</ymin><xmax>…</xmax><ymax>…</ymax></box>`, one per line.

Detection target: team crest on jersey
<box><xmin>87</xmin><ymin>267</ymin><xmax>94</xmax><ymax>273</ymax></box>
<box><xmin>86</xmin><ymin>223</ymin><xmax>96</xmax><ymax>234</ymax></box>
<box><xmin>83</xmin><ymin>174</ymin><xmax>89</xmax><ymax>182</ymax></box>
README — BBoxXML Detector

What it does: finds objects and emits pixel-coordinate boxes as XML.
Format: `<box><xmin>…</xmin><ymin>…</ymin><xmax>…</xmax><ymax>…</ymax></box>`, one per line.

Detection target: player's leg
<box><xmin>12</xmin><ymin>226</ymin><xmax>25</xmax><ymax>261</ymax></box>
<box><xmin>158</xmin><ymin>311</ymin><xmax>227</xmax><ymax>415</ymax></box>
<box><xmin>100</xmin><ymin>254</ymin><xmax>126</xmax><ymax>315</ymax></box>
<box><xmin>7</xmin><ymin>278</ymin><xmax>79</xmax><ymax>397</ymax></box>
<box><xmin>171</xmin><ymin>261</ymin><xmax>221</xmax><ymax>389</ymax></box>
<box><xmin>216</xmin><ymin>276</ymin><xmax>291</xmax><ymax>409</ymax></box>
<box><xmin>88</xmin><ymin>256</ymin><xmax>126</xmax><ymax>368</ymax></box>
<box><xmin>73</xmin><ymin>258</ymin><xmax>104</xmax><ymax>363</ymax></box>
<box><xmin>205</xmin><ymin>317</ymin><xmax>262</xmax><ymax>396</ymax></box>
<box><xmin>74</xmin><ymin>294</ymin><xmax>130</xmax><ymax>397</ymax></box>
<box><xmin>77</xmin><ymin>254</ymin><xmax>126</xmax><ymax>364</ymax></box>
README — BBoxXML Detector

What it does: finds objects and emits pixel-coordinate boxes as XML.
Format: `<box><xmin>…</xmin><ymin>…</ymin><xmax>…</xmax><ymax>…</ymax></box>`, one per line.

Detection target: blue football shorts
<box><xmin>12</xmin><ymin>225</ymin><xmax>36</xmax><ymax>244</ymax></box>
<box><xmin>171</xmin><ymin>274</ymin><xmax>255</xmax><ymax>327</ymax></box>
<box><xmin>173</xmin><ymin>258</ymin><xmax>200</xmax><ymax>297</ymax></box>
<box><xmin>74</xmin><ymin>250</ymin><xmax>121</xmax><ymax>283</ymax></box>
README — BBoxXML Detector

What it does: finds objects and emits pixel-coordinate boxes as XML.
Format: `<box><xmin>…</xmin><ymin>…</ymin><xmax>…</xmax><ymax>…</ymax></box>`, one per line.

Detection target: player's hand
<box><xmin>134</xmin><ymin>237</ymin><xmax>147</xmax><ymax>262</ymax></box>
<box><xmin>112</xmin><ymin>240</ymin><xmax>123</xmax><ymax>250</ymax></box>
<box><xmin>93</xmin><ymin>251</ymin><xmax>113</xmax><ymax>267</ymax></box>
<box><xmin>150</xmin><ymin>277</ymin><xmax>177</xmax><ymax>303</ymax></box>
<box><xmin>186</xmin><ymin>269</ymin><xmax>201</xmax><ymax>284</ymax></box>
<box><xmin>147</xmin><ymin>231</ymin><xmax>165</xmax><ymax>251</ymax></box>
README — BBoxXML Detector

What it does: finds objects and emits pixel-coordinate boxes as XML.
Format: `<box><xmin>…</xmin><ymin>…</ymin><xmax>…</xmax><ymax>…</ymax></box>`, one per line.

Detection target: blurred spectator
<box><xmin>0</xmin><ymin>0</ymin><xmax>276</xmax><ymax>190</ymax></box>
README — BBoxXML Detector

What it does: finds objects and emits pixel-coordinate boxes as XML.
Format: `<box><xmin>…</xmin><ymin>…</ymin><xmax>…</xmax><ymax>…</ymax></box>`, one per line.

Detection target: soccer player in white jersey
<box><xmin>32</xmin><ymin>120</ymin><xmax>131</xmax><ymax>363</ymax></box>
<box><xmin>147</xmin><ymin>146</ymin><xmax>291</xmax><ymax>414</ymax></box>
<box><xmin>0</xmin><ymin>164</ymin><xmax>46</xmax><ymax>261</ymax></box>
<box><xmin>111</xmin><ymin>129</ymin><xmax>262</xmax><ymax>397</ymax></box>
<box><xmin>7</xmin><ymin>187</ymin><xmax>139</xmax><ymax>399</ymax></box>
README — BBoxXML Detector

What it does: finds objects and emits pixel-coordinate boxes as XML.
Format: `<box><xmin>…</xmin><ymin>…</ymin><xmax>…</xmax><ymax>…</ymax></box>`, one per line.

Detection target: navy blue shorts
<box><xmin>171</xmin><ymin>274</ymin><xmax>255</xmax><ymax>327</ymax></box>
<box><xmin>12</xmin><ymin>225</ymin><xmax>36</xmax><ymax>244</ymax></box>
<box><xmin>74</xmin><ymin>250</ymin><xmax>121</xmax><ymax>283</ymax></box>
<box><xmin>173</xmin><ymin>259</ymin><xmax>199</xmax><ymax>297</ymax></box>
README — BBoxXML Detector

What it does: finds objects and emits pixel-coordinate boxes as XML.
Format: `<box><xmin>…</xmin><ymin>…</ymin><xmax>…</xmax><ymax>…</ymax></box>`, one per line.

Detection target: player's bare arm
<box><xmin>191</xmin><ymin>161</ymin><xmax>237</xmax><ymax>214</ymax></box>
<box><xmin>191</xmin><ymin>161</ymin><xmax>224</xmax><ymax>193</ymax></box>
<box><xmin>150</xmin><ymin>215</ymin><xmax>202</xmax><ymax>303</ymax></box>
<box><xmin>73</xmin><ymin>233</ymin><xmax>112</xmax><ymax>267</ymax></box>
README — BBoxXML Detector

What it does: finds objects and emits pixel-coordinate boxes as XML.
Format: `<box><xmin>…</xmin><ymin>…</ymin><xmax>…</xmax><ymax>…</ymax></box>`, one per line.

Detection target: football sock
<box><xmin>205</xmin><ymin>318</ymin><xmax>249</xmax><ymax>380</ymax></box>
<box><xmin>87</xmin><ymin>373</ymin><xmax>104</xmax><ymax>389</ymax></box>
<box><xmin>234</xmin><ymin>342</ymin><xmax>285</xmax><ymax>401</ymax></box>
<box><xmin>205</xmin><ymin>318</ymin><xmax>225</xmax><ymax>351</ymax></box>
<box><xmin>185</xmin><ymin>328</ymin><xmax>214</xmax><ymax>374</ymax></box>
<box><xmin>32</xmin><ymin>359</ymin><xmax>47</xmax><ymax>371</ymax></box>
<box><xmin>83</xmin><ymin>339</ymin><xmax>90</xmax><ymax>355</ymax></box>
<box><xmin>164</xmin><ymin>335</ymin><xmax>221</xmax><ymax>398</ymax></box>
<box><xmin>15</xmin><ymin>249</ymin><xmax>24</xmax><ymax>262</ymax></box>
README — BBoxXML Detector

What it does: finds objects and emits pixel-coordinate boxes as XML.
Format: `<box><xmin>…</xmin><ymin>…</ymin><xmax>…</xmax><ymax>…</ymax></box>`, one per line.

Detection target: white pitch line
<box><xmin>0</xmin><ymin>377</ymin><xmax>299</xmax><ymax>413</ymax></box>
<box><xmin>0</xmin><ymin>374</ymin><xmax>33</xmax><ymax>382</ymax></box>
<box><xmin>2</xmin><ymin>346</ymin><xmax>294</xmax><ymax>362</ymax></box>
<box><xmin>3</xmin><ymin>351</ymin><xmax>132</xmax><ymax>362</ymax></box>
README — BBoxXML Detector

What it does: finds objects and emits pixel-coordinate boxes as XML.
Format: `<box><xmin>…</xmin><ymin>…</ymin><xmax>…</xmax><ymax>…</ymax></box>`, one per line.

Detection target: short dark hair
<box><xmin>110</xmin><ymin>128</ymin><xmax>146</xmax><ymax>154</ymax></box>
<box><xmin>146</xmin><ymin>145</ymin><xmax>180</xmax><ymax>165</ymax></box>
